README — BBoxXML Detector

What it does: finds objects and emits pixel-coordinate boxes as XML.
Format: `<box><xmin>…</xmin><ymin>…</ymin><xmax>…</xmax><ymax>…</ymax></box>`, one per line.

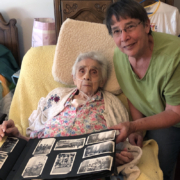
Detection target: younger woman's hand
<box><xmin>128</xmin><ymin>131</ymin><xmax>143</xmax><ymax>148</ymax></box>
<box><xmin>115</xmin><ymin>148</ymin><xmax>134</xmax><ymax>166</ymax></box>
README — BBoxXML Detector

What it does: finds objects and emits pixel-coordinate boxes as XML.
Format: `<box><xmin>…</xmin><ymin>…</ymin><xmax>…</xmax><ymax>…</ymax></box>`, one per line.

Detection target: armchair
<box><xmin>1</xmin><ymin>19</ymin><xmax>163</xmax><ymax>180</ymax></box>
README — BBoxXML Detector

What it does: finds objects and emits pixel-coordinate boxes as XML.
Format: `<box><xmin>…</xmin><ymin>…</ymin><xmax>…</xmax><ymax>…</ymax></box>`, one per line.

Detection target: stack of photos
<box><xmin>78</xmin><ymin>131</ymin><xmax>115</xmax><ymax>174</ymax></box>
<box><xmin>21</xmin><ymin>130</ymin><xmax>115</xmax><ymax>178</ymax></box>
<box><xmin>0</xmin><ymin>137</ymin><xmax>19</xmax><ymax>169</ymax></box>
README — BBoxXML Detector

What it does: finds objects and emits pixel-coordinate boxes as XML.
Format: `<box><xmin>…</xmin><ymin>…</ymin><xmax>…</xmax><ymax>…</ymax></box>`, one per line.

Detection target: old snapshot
<box><xmin>54</xmin><ymin>138</ymin><xmax>85</xmax><ymax>150</ymax></box>
<box><xmin>0</xmin><ymin>137</ymin><xmax>19</xmax><ymax>153</ymax></box>
<box><xmin>86</xmin><ymin>130</ymin><xmax>115</xmax><ymax>145</ymax></box>
<box><xmin>22</xmin><ymin>156</ymin><xmax>47</xmax><ymax>178</ymax></box>
<box><xmin>50</xmin><ymin>152</ymin><xmax>76</xmax><ymax>175</ymax></box>
<box><xmin>33</xmin><ymin>138</ymin><xmax>55</xmax><ymax>155</ymax></box>
<box><xmin>83</xmin><ymin>141</ymin><xmax>114</xmax><ymax>158</ymax></box>
<box><xmin>78</xmin><ymin>156</ymin><xmax>113</xmax><ymax>174</ymax></box>
<box><xmin>0</xmin><ymin>153</ymin><xmax>8</xmax><ymax>169</ymax></box>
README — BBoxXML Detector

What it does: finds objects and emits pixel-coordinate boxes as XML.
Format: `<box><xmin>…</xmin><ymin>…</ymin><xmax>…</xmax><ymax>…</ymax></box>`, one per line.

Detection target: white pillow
<box><xmin>52</xmin><ymin>19</ymin><xmax>121</xmax><ymax>95</ymax></box>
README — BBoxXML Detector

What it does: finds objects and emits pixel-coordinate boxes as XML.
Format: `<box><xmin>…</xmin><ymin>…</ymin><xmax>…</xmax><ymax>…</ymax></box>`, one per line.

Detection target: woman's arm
<box><xmin>128</xmin><ymin>99</ymin><xmax>144</xmax><ymax>120</ymax></box>
<box><xmin>127</xmin><ymin>99</ymin><xmax>144</xmax><ymax>147</ymax></box>
<box><xmin>131</xmin><ymin>103</ymin><xmax>180</xmax><ymax>132</ymax></box>
<box><xmin>111</xmin><ymin>103</ymin><xmax>180</xmax><ymax>144</ymax></box>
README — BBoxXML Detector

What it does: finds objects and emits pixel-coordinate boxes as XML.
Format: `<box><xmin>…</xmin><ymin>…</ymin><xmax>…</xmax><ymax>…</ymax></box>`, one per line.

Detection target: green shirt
<box><xmin>114</xmin><ymin>32</ymin><xmax>180</xmax><ymax>127</ymax></box>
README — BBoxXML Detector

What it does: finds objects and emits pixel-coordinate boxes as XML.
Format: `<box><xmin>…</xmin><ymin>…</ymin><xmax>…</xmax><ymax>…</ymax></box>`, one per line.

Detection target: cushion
<box><xmin>8</xmin><ymin>46</ymin><xmax>67</xmax><ymax>137</ymax></box>
<box><xmin>52</xmin><ymin>19</ymin><xmax>121</xmax><ymax>95</ymax></box>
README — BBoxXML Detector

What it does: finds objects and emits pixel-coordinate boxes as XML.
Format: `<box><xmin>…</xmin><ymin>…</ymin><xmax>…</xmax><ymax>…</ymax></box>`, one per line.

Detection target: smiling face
<box><xmin>111</xmin><ymin>16</ymin><xmax>151</xmax><ymax>59</ymax></box>
<box><xmin>73</xmin><ymin>58</ymin><xmax>104</xmax><ymax>96</ymax></box>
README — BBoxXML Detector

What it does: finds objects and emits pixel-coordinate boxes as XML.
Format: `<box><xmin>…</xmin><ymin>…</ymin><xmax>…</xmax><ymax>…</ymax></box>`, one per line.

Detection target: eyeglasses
<box><xmin>111</xmin><ymin>21</ymin><xmax>142</xmax><ymax>38</ymax></box>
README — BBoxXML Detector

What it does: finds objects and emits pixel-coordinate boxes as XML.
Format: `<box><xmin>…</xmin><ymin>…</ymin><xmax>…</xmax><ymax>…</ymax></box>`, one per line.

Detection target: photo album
<box><xmin>0</xmin><ymin>129</ymin><xmax>116</xmax><ymax>180</ymax></box>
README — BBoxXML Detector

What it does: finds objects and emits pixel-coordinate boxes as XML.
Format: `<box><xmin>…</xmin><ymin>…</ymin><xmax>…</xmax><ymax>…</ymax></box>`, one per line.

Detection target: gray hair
<box><xmin>72</xmin><ymin>51</ymin><xmax>108</xmax><ymax>84</ymax></box>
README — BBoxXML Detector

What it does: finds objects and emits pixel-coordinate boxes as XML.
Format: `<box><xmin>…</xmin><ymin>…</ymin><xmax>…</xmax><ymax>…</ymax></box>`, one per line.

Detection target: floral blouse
<box><xmin>30</xmin><ymin>90</ymin><xmax>107</xmax><ymax>139</ymax></box>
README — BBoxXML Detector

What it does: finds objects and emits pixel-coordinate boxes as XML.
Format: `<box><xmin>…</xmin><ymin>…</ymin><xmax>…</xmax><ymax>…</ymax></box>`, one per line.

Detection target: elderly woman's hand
<box><xmin>115</xmin><ymin>148</ymin><xmax>134</xmax><ymax>166</ymax></box>
<box><xmin>0</xmin><ymin>119</ymin><xmax>20</xmax><ymax>141</ymax></box>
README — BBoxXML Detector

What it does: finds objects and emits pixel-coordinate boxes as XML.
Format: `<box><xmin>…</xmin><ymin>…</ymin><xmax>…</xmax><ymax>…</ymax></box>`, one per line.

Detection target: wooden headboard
<box><xmin>54</xmin><ymin>0</ymin><xmax>174</xmax><ymax>40</ymax></box>
<box><xmin>0</xmin><ymin>13</ymin><xmax>20</xmax><ymax>67</ymax></box>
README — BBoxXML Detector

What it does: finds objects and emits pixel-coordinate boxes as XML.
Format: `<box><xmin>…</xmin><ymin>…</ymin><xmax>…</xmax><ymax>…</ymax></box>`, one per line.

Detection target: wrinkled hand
<box><xmin>0</xmin><ymin>120</ymin><xmax>20</xmax><ymax>141</ymax></box>
<box><xmin>110</xmin><ymin>122</ymin><xmax>133</xmax><ymax>143</ymax></box>
<box><xmin>116</xmin><ymin>148</ymin><xmax>134</xmax><ymax>166</ymax></box>
<box><xmin>128</xmin><ymin>131</ymin><xmax>143</xmax><ymax>148</ymax></box>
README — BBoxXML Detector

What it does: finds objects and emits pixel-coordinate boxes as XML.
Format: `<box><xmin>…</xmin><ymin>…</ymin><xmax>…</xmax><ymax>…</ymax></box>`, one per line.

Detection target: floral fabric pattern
<box><xmin>43</xmin><ymin>94</ymin><xmax>60</xmax><ymax>111</ymax></box>
<box><xmin>30</xmin><ymin>90</ymin><xmax>107</xmax><ymax>138</ymax></box>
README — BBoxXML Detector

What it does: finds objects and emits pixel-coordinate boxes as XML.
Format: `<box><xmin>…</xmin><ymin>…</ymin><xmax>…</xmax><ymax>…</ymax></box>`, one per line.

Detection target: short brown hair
<box><xmin>105</xmin><ymin>0</ymin><xmax>152</xmax><ymax>35</ymax></box>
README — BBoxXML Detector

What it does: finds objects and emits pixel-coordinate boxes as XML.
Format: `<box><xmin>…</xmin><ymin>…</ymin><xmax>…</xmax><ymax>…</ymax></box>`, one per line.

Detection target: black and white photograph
<box><xmin>50</xmin><ymin>152</ymin><xmax>76</xmax><ymax>175</ymax></box>
<box><xmin>83</xmin><ymin>141</ymin><xmax>114</xmax><ymax>158</ymax></box>
<box><xmin>86</xmin><ymin>130</ymin><xmax>115</xmax><ymax>145</ymax></box>
<box><xmin>54</xmin><ymin>138</ymin><xmax>85</xmax><ymax>150</ymax></box>
<box><xmin>77</xmin><ymin>156</ymin><xmax>113</xmax><ymax>174</ymax></box>
<box><xmin>0</xmin><ymin>137</ymin><xmax>19</xmax><ymax>153</ymax></box>
<box><xmin>22</xmin><ymin>156</ymin><xmax>47</xmax><ymax>178</ymax></box>
<box><xmin>33</xmin><ymin>138</ymin><xmax>55</xmax><ymax>155</ymax></box>
<box><xmin>0</xmin><ymin>153</ymin><xmax>8</xmax><ymax>169</ymax></box>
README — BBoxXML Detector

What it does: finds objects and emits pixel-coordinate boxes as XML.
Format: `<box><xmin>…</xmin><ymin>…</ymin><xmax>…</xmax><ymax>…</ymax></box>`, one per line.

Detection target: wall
<box><xmin>0</xmin><ymin>0</ymin><xmax>54</xmax><ymax>61</ymax></box>
<box><xmin>174</xmin><ymin>0</ymin><xmax>180</xmax><ymax>11</ymax></box>
<box><xmin>0</xmin><ymin>0</ymin><xmax>180</xmax><ymax>63</ymax></box>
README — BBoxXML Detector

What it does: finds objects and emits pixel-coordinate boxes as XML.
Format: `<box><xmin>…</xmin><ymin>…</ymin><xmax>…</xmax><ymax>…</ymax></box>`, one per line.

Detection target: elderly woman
<box><xmin>105</xmin><ymin>0</ymin><xmax>180</xmax><ymax>180</ymax></box>
<box><xmin>0</xmin><ymin>51</ymin><xmax>136</xmax><ymax>170</ymax></box>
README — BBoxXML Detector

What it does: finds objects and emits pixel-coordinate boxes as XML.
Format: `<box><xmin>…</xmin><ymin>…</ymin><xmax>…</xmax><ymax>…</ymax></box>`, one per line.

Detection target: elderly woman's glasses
<box><xmin>112</xmin><ymin>21</ymin><xmax>142</xmax><ymax>38</ymax></box>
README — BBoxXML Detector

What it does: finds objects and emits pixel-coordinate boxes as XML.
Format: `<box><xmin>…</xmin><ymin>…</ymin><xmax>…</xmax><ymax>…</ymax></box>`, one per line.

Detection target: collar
<box><xmin>145</xmin><ymin>1</ymin><xmax>160</xmax><ymax>17</ymax></box>
<box><xmin>65</xmin><ymin>89</ymin><xmax>103</xmax><ymax>106</ymax></box>
<box><xmin>91</xmin><ymin>90</ymin><xmax>103</xmax><ymax>101</ymax></box>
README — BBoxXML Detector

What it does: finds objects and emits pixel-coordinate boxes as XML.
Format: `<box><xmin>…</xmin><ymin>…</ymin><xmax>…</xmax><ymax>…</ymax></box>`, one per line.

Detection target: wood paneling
<box><xmin>54</xmin><ymin>0</ymin><xmax>113</xmax><ymax>39</ymax></box>
<box><xmin>54</xmin><ymin>0</ymin><xmax>174</xmax><ymax>40</ymax></box>
<box><xmin>0</xmin><ymin>13</ymin><xmax>20</xmax><ymax>67</ymax></box>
